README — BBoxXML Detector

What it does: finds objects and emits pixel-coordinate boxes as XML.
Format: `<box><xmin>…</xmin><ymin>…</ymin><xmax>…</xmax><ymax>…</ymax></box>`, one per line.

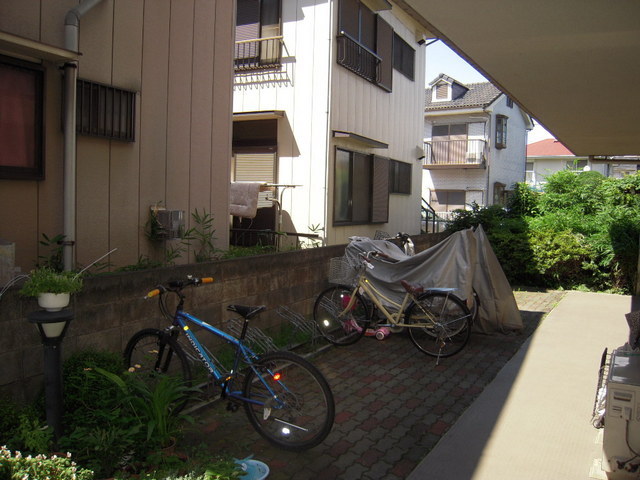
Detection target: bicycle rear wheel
<box><xmin>313</xmin><ymin>285</ymin><xmax>370</xmax><ymax>345</ymax></box>
<box><xmin>123</xmin><ymin>328</ymin><xmax>192</xmax><ymax>411</ymax></box>
<box><xmin>243</xmin><ymin>351</ymin><xmax>335</xmax><ymax>451</ymax></box>
<box><xmin>406</xmin><ymin>291</ymin><xmax>471</xmax><ymax>358</ymax></box>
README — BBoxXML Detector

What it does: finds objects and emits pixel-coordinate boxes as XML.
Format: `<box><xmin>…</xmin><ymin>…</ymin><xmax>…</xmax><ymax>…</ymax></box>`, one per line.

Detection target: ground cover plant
<box><xmin>0</xmin><ymin>350</ymin><xmax>241</xmax><ymax>480</ymax></box>
<box><xmin>446</xmin><ymin>171</ymin><xmax>640</xmax><ymax>293</ymax></box>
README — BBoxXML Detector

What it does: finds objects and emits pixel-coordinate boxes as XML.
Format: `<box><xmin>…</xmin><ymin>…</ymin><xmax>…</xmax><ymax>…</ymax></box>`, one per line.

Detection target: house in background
<box><xmin>422</xmin><ymin>74</ymin><xmax>533</xmax><ymax>220</ymax></box>
<box><xmin>526</xmin><ymin>139</ymin><xmax>638</xmax><ymax>190</ymax></box>
<box><xmin>232</xmin><ymin>0</ymin><xmax>433</xmax><ymax>246</ymax></box>
<box><xmin>0</xmin><ymin>1</ymin><xmax>235</xmax><ymax>276</ymax></box>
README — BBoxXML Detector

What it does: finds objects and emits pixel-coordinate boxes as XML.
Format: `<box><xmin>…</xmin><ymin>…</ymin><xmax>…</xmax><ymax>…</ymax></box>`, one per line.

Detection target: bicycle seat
<box><xmin>227</xmin><ymin>304</ymin><xmax>267</xmax><ymax>320</ymax></box>
<box><xmin>400</xmin><ymin>280</ymin><xmax>424</xmax><ymax>295</ymax></box>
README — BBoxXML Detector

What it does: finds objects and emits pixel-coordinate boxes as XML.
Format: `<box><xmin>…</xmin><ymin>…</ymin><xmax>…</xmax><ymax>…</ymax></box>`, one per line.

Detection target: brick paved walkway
<box><xmin>183</xmin><ymin>289</ymin><xmax>566</xmax><ymax>479</ymax></box>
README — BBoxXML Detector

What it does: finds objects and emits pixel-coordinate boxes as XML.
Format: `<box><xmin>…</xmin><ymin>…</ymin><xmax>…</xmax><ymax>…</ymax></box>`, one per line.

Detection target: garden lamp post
<box><xmin>28</xmin><ymin>308</ymin><xmax>73</xmax><ymax>441</ymax></box>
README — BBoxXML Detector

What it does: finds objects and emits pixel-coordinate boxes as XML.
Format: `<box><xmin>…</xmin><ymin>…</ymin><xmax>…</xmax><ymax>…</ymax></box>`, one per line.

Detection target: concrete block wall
<box><xmin>0</xmin><ymin>233</ymin><xmax>448</xmax><ymax>402</ymax></box>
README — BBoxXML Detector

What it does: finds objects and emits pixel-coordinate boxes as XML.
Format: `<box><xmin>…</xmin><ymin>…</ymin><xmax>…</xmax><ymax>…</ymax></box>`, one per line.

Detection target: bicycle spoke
<box><xmin>243</xmin><ymin>352</ymin><xmax>334</xmax><ymax>451</ymax></box>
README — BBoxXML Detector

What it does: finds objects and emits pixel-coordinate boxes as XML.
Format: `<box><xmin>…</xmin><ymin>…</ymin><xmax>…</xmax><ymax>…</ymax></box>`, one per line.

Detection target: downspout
<box><xmin>62</xmin><ymin>0</ymin><xmax>103</xmax><ymax>271</ymax></box>
<box><xmin>323</xmin><ymin>0</ymin><xmax>335</xmax><ymax>246</ymax></box>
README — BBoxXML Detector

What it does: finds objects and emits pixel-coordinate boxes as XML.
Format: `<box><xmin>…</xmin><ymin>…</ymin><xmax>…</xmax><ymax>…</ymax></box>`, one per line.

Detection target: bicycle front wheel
<box><xmin>123</xmin><ymin>328</ymin><xmax>192</xmax><ymax>410</ymax></box>
<box><xmin>243</xmin><ymin>351</ymin><xmax>335</xmax><ymax>451</ymax></box>
<box><xmin>406</xmin><ymin>291</ymin><xmax>472</xmax><ymax>358</ymax></box>
<box><xmin>313</xmin><ymin>285</ymin><xmax>370</xmax><ymax>345</ymax></box>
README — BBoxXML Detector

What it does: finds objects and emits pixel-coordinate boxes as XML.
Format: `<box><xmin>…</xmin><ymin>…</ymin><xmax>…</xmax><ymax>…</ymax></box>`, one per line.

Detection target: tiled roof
<box><xmin>526</xmin><ymin>138</ymin><xmax>575</xmax><ymax>157</ymax></box>
<box><xmin>425</xmin><ymin>80</ymin><xmax>502</xmax><ymax>111</ymax></box>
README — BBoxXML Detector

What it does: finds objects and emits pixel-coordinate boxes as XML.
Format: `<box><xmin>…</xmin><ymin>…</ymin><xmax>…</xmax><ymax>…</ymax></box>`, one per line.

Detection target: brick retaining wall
<box><xmin>0</xmin><ymin>233</ymin><xmax>448</xmax><ymax>402</ymax></box>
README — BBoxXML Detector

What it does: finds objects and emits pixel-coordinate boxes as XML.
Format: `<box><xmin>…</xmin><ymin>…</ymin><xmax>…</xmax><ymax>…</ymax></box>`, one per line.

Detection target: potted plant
<box><xmin>19</xmin><ymin>266</ymin><xmax>83</xmax><ymax>311</ymax></box>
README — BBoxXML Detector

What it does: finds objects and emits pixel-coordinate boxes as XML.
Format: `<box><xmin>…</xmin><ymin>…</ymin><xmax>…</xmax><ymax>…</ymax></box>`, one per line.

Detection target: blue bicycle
<box><xmin>124</xmin><ymin>275</ymin><xmax>335</xmax><ymax>451</ymax></box>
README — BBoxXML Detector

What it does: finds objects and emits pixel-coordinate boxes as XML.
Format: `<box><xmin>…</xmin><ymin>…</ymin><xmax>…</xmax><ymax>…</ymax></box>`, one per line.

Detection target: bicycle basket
<box><xmin>328</xmin><ymin>256</ymin><xmax>357</xmax><ymax>285</ymax></box>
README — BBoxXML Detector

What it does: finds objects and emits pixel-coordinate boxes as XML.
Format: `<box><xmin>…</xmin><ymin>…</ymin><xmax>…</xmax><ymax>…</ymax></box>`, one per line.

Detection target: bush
<box><xmin>445</xmin><ymin>171</ymin><xmax>640</xmax><ymax>293</ymax></box>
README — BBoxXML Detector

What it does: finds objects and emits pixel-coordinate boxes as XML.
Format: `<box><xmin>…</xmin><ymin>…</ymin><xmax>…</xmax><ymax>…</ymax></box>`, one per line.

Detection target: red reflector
<box><xmin>273</xmin><ymin>372</ymin><xmax>282</xmax><ymax>381</ymax></box>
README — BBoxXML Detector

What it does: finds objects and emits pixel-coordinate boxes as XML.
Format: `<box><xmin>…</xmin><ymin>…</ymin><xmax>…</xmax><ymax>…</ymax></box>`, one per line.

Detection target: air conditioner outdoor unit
<box><xmin>602</xmin><ymin>349</ymin><xmax>640</xmax><ymax>478</ymax></box>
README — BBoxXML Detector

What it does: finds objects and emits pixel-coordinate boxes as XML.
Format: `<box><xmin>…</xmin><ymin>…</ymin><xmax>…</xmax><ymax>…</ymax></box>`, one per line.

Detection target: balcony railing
<box><xmin>235</xmin><ymin>36</ymin><xmax>284</xmax><ymax>71</ymax></box>
<box><xmin>336</xmin><ymin>33</ymin><xmax>380</xmax><ymax>84</ymax></box>
<box><xmin>423</xmin><ymin>139</ymin><xmax>488</xmax><ymax>167</ymax></box>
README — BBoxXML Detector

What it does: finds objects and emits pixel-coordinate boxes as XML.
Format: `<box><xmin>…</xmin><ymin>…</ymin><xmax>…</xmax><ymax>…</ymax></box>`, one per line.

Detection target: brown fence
<box><xmin>0</xmin><ymin>233</ymin><xmax>448</xmax><ymax>402</ymax></box>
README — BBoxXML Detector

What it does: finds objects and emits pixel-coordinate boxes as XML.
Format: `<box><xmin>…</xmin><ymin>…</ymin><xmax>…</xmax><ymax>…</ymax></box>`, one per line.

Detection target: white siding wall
<box><xmin>328</xmin><ymin>7</ymin><xmax>427</xmax><ymax>244</ymax></box>
<box><xmin>527</xmin><ymin>156</ymin><xmax>605</xmax><ymax>189</ymax></box>
<box><xmin>234</xmin><ymin>0</ymin><xmax>429</xmax><ymax>245</ymax></box>
<box><xmin>422</xmin><ymin>97</ymin><xmax>533</xmax><ymax>210</ymax></box>
<box><xmin>486</xmin><ymin>96</ymin><xmax>530</xmax><ymax>199</ymax></box>
<box><xmin>234</xmin><ymin>0</ymin><xmax>332</xmax><ymax>241</ymax></box>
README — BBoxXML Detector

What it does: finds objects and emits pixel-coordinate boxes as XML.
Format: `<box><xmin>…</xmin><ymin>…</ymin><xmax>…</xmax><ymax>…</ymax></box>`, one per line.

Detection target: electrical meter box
<box><xmin>603</xmin><ymin>349</ymin><xmax>640</xmax><ymax>478</ymax></box>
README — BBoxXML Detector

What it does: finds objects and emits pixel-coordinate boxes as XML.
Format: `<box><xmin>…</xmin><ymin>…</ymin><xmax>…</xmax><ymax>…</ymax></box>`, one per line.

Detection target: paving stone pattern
<box><xmin>183</xmin><ymin>290</ymin><xmax>566</xmax><ymax>480</ymax></box>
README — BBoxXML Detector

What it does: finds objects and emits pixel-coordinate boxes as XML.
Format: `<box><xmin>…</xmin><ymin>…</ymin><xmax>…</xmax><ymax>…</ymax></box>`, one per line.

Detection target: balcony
<box><xmin>336</xmin><ymin>33</ymin><xmax>380</xmax><ymax>84</ymax></box>
<box><xmin>234</xmin><ymin>36</ymin><xmax>284</xmax><ymax>71</ymax></box>
<box><xmin>423</xmin><ymin>139</ymin><xmax>488</xmax><ymax>169</ymax></box>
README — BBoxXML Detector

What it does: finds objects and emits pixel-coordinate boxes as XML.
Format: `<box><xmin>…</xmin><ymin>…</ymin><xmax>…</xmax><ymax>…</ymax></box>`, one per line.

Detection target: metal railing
<box><xmin>336</xmin><ymin>33</ymin><xmax>380</xmax><ymax>84</ymax></box>
<box><xmin>234</xmin><ymin>36</ymin><xmax>284</xmax><ymax>71</ymax></box>
<box><xmin>421</xmin><ymin>198</ymin><xmax>450</xmax><ymax>233</ymax></box>
<box><xmin>423</xmin><ymin>139</ymin><xmax>488</xmax><ymax>167</ymax></box>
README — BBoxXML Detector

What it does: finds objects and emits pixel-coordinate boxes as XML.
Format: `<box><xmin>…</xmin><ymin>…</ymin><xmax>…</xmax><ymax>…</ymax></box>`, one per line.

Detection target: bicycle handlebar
<box><xmin>144</xmin><ymin>275</ymin><xmax>214</xmax><ymax>299</ymax></box>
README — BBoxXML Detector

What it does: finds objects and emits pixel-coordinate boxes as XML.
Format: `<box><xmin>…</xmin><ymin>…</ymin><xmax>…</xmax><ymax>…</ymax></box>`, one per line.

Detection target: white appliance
<box><xmin>603</xmin><ymin>349</ymin><xmax>640</xmax><ymax>478</ymax></box>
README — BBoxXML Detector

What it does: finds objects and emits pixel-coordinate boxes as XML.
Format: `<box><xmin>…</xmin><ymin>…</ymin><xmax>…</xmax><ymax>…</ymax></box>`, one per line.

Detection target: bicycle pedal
<box><xmin>226</xmin><ymin>402</ymin><xmax>240</xmax><ymax>412</ymax></box>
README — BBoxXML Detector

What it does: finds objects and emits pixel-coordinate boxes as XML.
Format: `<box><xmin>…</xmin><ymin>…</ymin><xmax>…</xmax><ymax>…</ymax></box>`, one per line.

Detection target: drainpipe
<box><xmin>61</xmin><ymin>0</ymin><xmax>103</xmax><ymax>271</ymax></box>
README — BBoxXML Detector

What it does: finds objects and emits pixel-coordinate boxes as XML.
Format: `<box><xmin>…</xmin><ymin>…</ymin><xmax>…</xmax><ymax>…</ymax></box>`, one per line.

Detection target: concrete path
<box><xmin>408</xmin><ymin>291</ymin><xmax>634</xmax><ymax>480</ymax></box>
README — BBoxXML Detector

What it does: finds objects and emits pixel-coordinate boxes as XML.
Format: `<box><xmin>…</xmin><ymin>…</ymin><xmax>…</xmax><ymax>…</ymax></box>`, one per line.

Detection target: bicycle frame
<box><xmin>171</xmin><ymin>310</ymin><xmax>279</xmax><ymax>408</ymax></box>
<box><xmin>343</xmin><ymin>264</ymin><xmax>457</xmax><ymax>328</ymax></box>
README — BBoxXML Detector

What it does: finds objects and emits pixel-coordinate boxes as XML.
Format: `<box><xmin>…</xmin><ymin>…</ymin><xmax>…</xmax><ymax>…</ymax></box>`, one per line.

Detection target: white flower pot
<box><xmin>37</xmin><ymin>293</ymin><xmax>70</xmax><ymax>312</ymax></box>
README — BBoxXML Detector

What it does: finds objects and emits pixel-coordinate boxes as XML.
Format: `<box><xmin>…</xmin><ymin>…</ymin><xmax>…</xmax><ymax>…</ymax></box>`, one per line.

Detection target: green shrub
<box><xmin>62</xmin><ymin>350</ymin><xmax>125</xmax><ymax>429</ymax></box>
<box><xmin>446</xmin><ymin>172</ymin><xmax>640</xmax><ymax>293</ymax></box>
<box><xmin>507</xmin><ymin>182</ymin><xmax>540</xmax><ymax>217</ymax></box>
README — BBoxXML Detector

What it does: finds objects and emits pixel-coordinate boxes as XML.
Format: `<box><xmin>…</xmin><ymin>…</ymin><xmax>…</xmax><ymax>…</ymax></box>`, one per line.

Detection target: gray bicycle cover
<box><xmin>342</xmin><ymin>226</ymin><xmax>522</xmax><ymax>334</ymax></box>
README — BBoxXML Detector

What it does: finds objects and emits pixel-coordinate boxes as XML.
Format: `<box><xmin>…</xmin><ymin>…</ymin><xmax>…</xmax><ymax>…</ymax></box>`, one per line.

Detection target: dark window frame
<box><xmin>495</xmin><ymin>114</ymin><xmax>508</xmax><ymax>149</ymax></box>
<box><xmin>235</xmin><ymin>0</ymin><xmax>283</xmax><ymax>70</ymax></box>
<box><xmin>0</xmin><ymin>55</ymin><xmax>45</xmax><ymax>180</ymax></box>
<box><xmin>333</xmin><ymin>148</ymin><xmax>389</xmax><ymax>225</ymax></box>
<box><xmin>389</xmin><ymin>159</ymin><xmax>411</xmax><ymax>194</ymax></box>
<box><xmin>392</xmin><ymin>32</ymin><xmax>415</xmax><ymax>81</ymax></box>
<box><xmin>76</xmin><ymin>79</ymin><xmax>136</xmax><ymax>142</ymax></box>
<box><xmin>337</xmin><ymin>0</ymin><xmax>393</xmax><ymax>91</ymax></box>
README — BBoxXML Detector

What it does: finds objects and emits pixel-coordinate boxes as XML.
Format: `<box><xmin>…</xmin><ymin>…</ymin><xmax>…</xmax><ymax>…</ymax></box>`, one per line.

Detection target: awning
<box><xmin>0</xmin><ymin>31</ymin><xmax>79</xmax><ymax>63</ymax></box>
<box><xmin>333</xmin><ymin>130</ymin><xmax>389</xmax><ymax>149</ymax></box>
<box><xmin>396</xmin><ymin>0</ymin><xmax>640</xmax><ymax>156</ymax></box>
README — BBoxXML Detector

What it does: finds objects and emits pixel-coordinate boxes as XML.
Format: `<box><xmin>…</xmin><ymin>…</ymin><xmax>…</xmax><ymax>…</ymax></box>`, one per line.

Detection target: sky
<box><xmin>425</xmin><ymin>41</ymin><xmax>554</xmax><ymax>144</ymax></box>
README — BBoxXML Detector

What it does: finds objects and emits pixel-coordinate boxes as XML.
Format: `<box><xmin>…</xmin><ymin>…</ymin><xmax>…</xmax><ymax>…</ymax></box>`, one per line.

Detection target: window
<box><xmin>337</xmin><ymin>0</ymin><xmax>393</xmax><ymax>91</ymax></box>
<box><xmin>393</xmin><ymin>33</ymin><xmax>415</xmax><ymax>81</ymax></box>
<box><xmin>566</xmin><ymin>159</ymin><xmax>588</xmax><ymax>171</ymax></box>
<box><xmin>525</xmin><ymin>161</ymin><xmax>534</xmax><ymax>183</ymax></box>
<box><xmin>334</xmin><ymin>149</ymin><xmax>389</xmax><ymax>224</ymax></box>
<box><xmin>0</xmin><ymin>56</ymin><xmax>44</xmax><ymax>180</ymax></box>
<box><xmin>506</xmin><ymin>97</ymin><xmax>513</xmax><ymax>108</ymax></box>
<box><xmin>235</xmin><ymin>0</ymin><xmax>282</xmax><ymax>70</ymax></box>
<box><xmin>76</xmin><ymin>79</ymin><xmax>136</xmax><ymax>142</ymax></box>
<box><xmin>434</xmin><ymin>82</ymin><xmax>449</xmax><ymax>101</ymax></box>
<box><xmin>389</xmin><ymin>160</ymin><xmax>411</xmax><ymax>194</ymax></box>
<box><xmin>430</xmin><ymin>190</ymin><xmax>465</xmax><ymax>212</ymax></box>
<box><xmin>495</xmin><ymin>115</ymin><xmax>508</xmax><ymax>149</ymax></box>
<box><xmin>493</xmin><ymin>182</ymin><xmax>506</xmax><ymax>205</ymax></box>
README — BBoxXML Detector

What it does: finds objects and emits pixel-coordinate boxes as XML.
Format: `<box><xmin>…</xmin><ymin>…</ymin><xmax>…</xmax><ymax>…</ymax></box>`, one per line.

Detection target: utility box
<box><xmin>149</xmin><ymin>206</ymin><xmax>185</xmax><ymax>240</ymax></box>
